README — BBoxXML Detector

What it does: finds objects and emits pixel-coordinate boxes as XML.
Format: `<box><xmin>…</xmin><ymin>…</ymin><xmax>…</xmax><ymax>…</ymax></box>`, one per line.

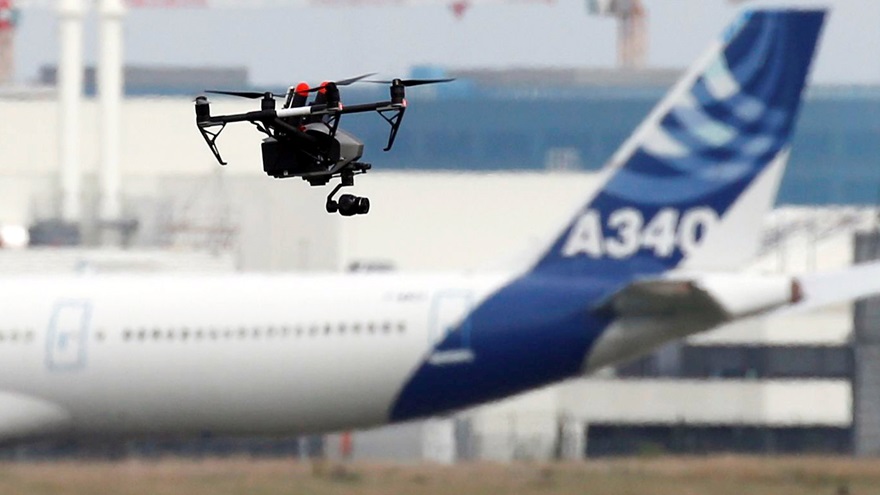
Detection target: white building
<box><xmin>1</xmin><ymin>94</ymin><xmax>876</xmax><ymax>459</ymax></box>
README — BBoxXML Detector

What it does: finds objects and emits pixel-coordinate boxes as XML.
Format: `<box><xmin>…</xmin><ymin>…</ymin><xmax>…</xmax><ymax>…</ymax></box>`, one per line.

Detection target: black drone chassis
<box><xmin>195</xmin><ymin>99</ymin><xmax>406</xmax><ymax>166</ymax></box>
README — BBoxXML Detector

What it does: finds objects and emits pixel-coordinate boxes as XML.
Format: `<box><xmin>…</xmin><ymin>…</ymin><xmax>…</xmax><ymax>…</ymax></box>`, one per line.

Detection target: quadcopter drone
<box><xmin>194</xmin><ymin>74</ymin><xmax>453</xmax><ymax>216</ymax></box>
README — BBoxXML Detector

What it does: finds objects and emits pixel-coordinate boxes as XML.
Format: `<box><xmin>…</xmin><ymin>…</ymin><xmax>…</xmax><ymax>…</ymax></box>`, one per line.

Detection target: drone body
<box><xmin>194</xmin><ymin>76</ymin><xmax>452</xmax><ymax>216</ymax></box>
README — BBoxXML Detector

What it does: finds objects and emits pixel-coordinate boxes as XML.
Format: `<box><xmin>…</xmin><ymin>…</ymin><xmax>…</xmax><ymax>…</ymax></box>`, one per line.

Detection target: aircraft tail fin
<box><xmin>532</xmin><ymin>9</ymin><xmax>826</xmax><ymax>279</ymax></box>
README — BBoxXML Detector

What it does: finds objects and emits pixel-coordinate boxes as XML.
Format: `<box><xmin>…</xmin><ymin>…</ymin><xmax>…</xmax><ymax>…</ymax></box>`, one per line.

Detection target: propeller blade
<box><xmin>304</xmin><ymin>73</ymin><xmax>377</xmax><ymax>93</ymax></box>
<box><xmin>335</xmin><ymin>72</ymin><xmax>377</xmax><ymax>86</ymax></box>
<box><xmin>364</xmin><ymin>78</ymin><xmax>456</xmax><ymax>87</ymax></box>
<box><xmin>205</xmin><ymin>90</ymin><xmax>283</xmax><ymax>99</ymax></box>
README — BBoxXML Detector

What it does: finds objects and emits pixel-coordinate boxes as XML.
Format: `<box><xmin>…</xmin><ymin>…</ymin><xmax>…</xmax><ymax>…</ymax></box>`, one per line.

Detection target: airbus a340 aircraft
<box><xmin>0</xmin><ymin>8</ymin><xmax>870</xmax><ymax>442</ymax></box>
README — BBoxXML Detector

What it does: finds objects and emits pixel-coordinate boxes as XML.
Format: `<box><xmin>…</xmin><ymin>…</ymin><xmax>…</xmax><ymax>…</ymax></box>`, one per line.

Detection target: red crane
<box><xmin>0</xmin><ymin>0</ymin><xmax>17</xmax><ymax>85</ymax></box>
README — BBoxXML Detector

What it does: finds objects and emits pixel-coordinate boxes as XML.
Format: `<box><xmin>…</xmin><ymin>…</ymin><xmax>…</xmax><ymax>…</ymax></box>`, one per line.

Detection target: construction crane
<box><xmin>589</xmin><ymin>0</ymin><xmax>754</xmax><ymax>70</ymax></box>
<box><xmin>587</xmin><ymin>0</ymin><xmax>646</xmax><ymax>69</ymax></box>
<box><xmin>0</xmin><ymin>0</ymin><xmax>17</xmax><ymax>85</ymax></box>
<box><xmin>5</xmin><ymin>0</ymin><xmax>550</xmax><ymax>83</ymax></box>
<box><xmin>15</xmin><ymin>0</ymin><xmax>548</xmax><ymax>9</ymax></box>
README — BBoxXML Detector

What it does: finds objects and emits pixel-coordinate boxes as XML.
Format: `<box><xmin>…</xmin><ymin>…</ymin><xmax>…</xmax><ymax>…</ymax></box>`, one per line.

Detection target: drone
<box><xmin>194</xmin><ymin>74</ymin><xmax>453</xmax><ymax>216</ymax></box>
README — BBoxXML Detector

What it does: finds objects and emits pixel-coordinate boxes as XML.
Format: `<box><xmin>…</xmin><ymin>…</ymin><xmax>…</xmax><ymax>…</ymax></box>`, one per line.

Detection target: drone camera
<box><xmin>334</xmin><ymin>194</ymin><xmax>370</xmax><ymax>216</ymax></box>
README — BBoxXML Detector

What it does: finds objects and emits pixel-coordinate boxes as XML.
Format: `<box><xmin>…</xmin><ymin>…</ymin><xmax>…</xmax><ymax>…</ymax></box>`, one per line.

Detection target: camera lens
<box><xmin>337</xmin><ymin>194</ymin><xmax>370</xmax><ymax>216</ymax></box>
<box><xmin>355</xmin><ymin>197</ymin><xmax>370</xmax><ymax>215</ymax></box>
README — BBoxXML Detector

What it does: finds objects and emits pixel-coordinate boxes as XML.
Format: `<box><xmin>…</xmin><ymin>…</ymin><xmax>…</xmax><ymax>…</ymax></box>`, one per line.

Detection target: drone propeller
<box><xmin>205</xmin><ymin>90</ymin><xmax>283</xmax><ymax>99</ymax></box>
<box><xmin>205</xmin><ymin>74</ymin><xmax>375</xmax><ymax>100</ymax></box>
<box><xmin>365</xmin><ymin>78</ymin><xmax>456</xmax><ymax>87</ymax></box>
<box><xmin>303</xmin><ymin>73</ymin><xmax>376</xmax><ymax>93</ymax></box>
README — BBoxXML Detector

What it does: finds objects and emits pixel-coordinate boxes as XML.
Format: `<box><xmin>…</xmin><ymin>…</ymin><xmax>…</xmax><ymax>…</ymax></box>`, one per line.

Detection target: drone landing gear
<box><xmin>326</xmin><ymin>171</ymin><xmax>370</xmax><ymax>216</ymax></box>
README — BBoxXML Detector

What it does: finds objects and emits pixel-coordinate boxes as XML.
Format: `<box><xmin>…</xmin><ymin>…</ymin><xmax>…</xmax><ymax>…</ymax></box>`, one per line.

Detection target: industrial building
<box><xmin>2</xmin><ymin>0</ymin><xmax>880</xmax><ymax>461</ymax></box>
<box><xmin>3</xmin><ymin>78</ymin><xmax>880</xmax><ymax>459</ymax></box>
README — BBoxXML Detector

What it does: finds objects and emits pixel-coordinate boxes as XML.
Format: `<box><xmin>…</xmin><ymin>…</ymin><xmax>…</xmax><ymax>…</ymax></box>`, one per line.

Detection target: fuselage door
<box><xmin>428</xmin><ymin>290</ymin><xmax>475</xmax><ymax>366</ymax></box>
<box><xmin>46</xmin><ymin>300</ymin><xmax>92</xmax><ymax>371</ymax></box>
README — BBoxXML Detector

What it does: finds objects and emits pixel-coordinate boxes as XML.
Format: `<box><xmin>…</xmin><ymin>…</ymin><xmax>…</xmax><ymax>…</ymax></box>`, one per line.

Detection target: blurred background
<box><xmin>2</xmin><ymin>0</ymin><xmax>880</xmax><ymax>463</ymax></box>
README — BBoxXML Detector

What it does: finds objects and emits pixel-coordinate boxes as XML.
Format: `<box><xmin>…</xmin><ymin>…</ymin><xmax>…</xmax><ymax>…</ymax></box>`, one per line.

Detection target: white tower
<box><xmin>98</xmin><ymin>0</ymin><xmax>126</xmax><ymax>234</ymax></box>
<box><xmin>57</xmin><ymin>0</ymin><xmax>86</xmax><ymax>224</ymax></box>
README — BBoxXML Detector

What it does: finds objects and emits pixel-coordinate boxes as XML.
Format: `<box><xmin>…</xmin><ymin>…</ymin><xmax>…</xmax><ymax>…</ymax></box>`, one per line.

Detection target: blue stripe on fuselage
<box><xmin>389</xmin><ymin>274</ymin><xmax>618</xmax><ymax>422</ymax></box>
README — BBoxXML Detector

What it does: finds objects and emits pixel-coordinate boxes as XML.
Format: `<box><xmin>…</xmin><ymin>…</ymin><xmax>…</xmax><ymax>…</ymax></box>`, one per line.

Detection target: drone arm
<box><xmin>200</xmin><ymin>103</ymin><xmax>331</xmax><ymax>126</ymax></box>
<box><xmin>277</xmin><ymin>104</ymin><xmax>332</xmax><ymax>119</ymax></box>
<box><xmin>336</xmin><ymin>101</ymin><xmax>403</xmax><ymax>115</ymax></box>
<box><xmin>271</xmin><ymin>118</ymin><xmax>320</xmax><ymax>146</ymax></box>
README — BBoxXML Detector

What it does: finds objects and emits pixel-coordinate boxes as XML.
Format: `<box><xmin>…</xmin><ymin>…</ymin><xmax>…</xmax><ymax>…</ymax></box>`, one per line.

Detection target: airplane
<box><xmin>0</xmin><ymin>8</ymin><xmax>864</xmax><ymax>444</ymax></box>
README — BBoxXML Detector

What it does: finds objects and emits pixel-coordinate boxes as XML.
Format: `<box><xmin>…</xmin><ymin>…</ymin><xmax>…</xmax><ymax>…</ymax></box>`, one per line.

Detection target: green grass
<box><xmin>0</xmin><ymin>456</ymin><xmax>874</xmax><ymax>495</ymax></box>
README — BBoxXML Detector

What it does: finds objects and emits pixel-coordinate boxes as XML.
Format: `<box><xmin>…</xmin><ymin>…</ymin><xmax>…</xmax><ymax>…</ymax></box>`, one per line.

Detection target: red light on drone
<box><xmin>319</xmin><ymin>81</ymin><xmax>330</xmax><ymax>95</ymax></box>
<box><xmin>295</xmin><ymin>82</ymin><xmax>310</xmax><ymax>97</ymax></box>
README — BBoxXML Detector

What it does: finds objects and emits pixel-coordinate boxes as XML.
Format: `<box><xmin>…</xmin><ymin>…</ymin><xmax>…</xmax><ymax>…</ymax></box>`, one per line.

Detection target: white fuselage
<box><xmin>0</xmin><ymin>272</ymin><xmax>511</xmax><ymax>439</ymax></box>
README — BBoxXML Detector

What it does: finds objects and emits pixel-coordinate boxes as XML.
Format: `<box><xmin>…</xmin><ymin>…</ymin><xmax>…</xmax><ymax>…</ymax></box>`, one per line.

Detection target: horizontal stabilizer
<box><xmin>776</xmin><ymin>260</ymin><xmax>880</xmax><ymax>315</ymax></box>
<box><xmin>597</xmin><ymin>279</ymin><xmax>722</xmax><ymax>317</ymax></box>
<box><xmin>599</xmin><ymin>273</ymin><xmax>798</xmax><ymax>320</ymax></box>
<box><xmin>585</xmin><ymin>273</ymin><xmax>801</xmax><ymax>372</ymax></box>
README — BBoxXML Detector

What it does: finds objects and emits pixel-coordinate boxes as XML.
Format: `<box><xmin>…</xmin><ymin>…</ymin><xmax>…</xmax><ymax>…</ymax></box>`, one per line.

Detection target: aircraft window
<box><xmin>397</xmin><ymin>322</ymin><xmax>406</xmax><ymax>333</ymax></box>
<box><xmin>382</xmin><ymin>322</ymin><xmax>392</xmax><ymax>333</ymax></box>
<box><xmin>123</xmin><ymin>329</ymin><xmax>132</xmax><ymax>341</ymax></box>
<box><xmin>10</xmin><ymin>332</ymin><xmax>18</xmax><ymax>342</ymax></box>
<box><xmin>338</xmin><ymin>323</ymin><xmax>346</xmax><ymax>335</ymax></box>
<box><xmin>309</xmin><ymin>325</ymin><xmax>318</xmax><ymax>337</ymax></box>
<box><xmin>367</xmin><ymin>323</ymin><xmax>376</xmax><ymax>334</ymax></box>
<box><xmin>166</xmin><ymin>329</ymin><xmax>174</xmax><ymax>341</ymax></box>
<box><xmin>294</xmin><ymin>326</ymin><xmax>303</xmax><ymax>337</ymax></box>
<box><xmin>0</xmin><ymin>332</ymin><xmax>6</xmax><ymax>342</ymax></box>
<box><xmin>323</xmin><ymin>324</ymin><xmax>331</xmax><ymax>335</ymax></box>
<box><xmin>195</xmin><ymin>329</ymin><xmax>204</xmax><ymax>340</ymax></box>
<box><xmin>209</xmin><ymin>329</ymin><xmax>218</xmax><ymax>340</ymax></box>
<box><xmin>224</xmin><ymin>329</ymin><xmax>233</xmax><ymax>339</ymax></box>
<box><xmin>267</xmin><ymin>326</ymin><xmax>276</xmax><ymax>338</ymax></box>
<box><xmin>282</xmin><ymin>326</ymin><xmax>291</xmax><ymax>337</ymax></box>
<box><xmin>94</xmin><ymin>330</ymin><xmax>104</xmax><ymax>342</ymax></box>
<box><xmin>238</xmin><ymin>327</ymin><xmax>247</xmax><ymax>339</ymax></box>
<box><xmin>352</xmin><ymin>323</ymin><xmax>361</xmax><ymax>334</ymax></box>
<box><xmin>137</xmin><ymin>329</ymin><xmax>147</xmax><ymax>340</ymax></box>
<box><xmin>152</xmin><ymin>329</ymin><xmax>162</xmax><ymax>340</ymax></box>
<box><xmin>181</xmin><ymin>329</ymin><xmax>190</xmax><ymax>341</ymax></box>
<box><xmin>252</xmin><ymin>328</ymin><xmax>261</xmax><ymax>339</ymax></box>
<box><xmin>25</xmin><ymin>329</ymin><xmax>35</xmax><ymax>342</ymax></box>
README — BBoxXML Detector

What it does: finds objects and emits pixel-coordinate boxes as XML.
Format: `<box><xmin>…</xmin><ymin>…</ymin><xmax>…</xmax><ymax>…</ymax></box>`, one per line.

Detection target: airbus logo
<box><xmin>561</xmin><ymin>207</ymin><xmax>719</xmax><ymax>259</ymax></box>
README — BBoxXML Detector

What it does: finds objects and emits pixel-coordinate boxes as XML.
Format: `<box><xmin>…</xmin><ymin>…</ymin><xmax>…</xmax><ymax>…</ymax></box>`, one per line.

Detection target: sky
<box><xmin>11</xmin><ymin>0</ymin><xmax>880</xmax><ymax>87</ymax></box>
